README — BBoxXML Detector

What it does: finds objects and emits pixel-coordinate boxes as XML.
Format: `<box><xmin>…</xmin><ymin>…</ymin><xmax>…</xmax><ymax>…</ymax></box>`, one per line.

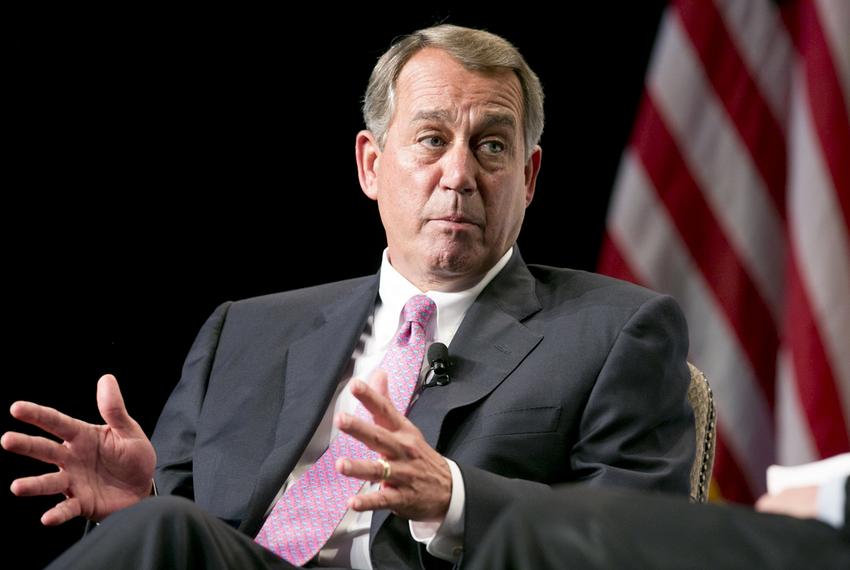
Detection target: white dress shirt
<box><xmin>263</xmin><ymin>247</ymin><xmax>514</xmax><ymax>568</ymax></box>
<box><xmin>818</xmin><ymin>475</ymin><xmax>847</xmax><ymax>529</ymax></box>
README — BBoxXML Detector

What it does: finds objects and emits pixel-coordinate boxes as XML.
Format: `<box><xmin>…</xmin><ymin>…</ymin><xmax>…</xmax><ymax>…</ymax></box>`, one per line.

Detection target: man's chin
<box><xmin>425</xmin><ymin>246</ymin><xmax>489</xmax><ymax>279</ymax></box>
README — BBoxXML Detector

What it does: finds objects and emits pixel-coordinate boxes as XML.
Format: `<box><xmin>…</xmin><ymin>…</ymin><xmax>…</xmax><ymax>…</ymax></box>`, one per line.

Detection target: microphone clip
<box><xmin>427</xmin><ymin>362</ymin><xmax>451</xmax><ymax>387</ymax></box>
<box><xmin>425</xmin><ymin>342</ymin><xmax>452</xmax><ymax>388</ymax></box>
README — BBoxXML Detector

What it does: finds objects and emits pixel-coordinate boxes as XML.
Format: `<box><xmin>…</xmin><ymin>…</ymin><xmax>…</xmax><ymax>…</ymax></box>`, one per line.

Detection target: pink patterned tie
<box><xmin>255</xmin><ymin>294</ymin><xmax>436</xmax><ymax>565</ymax></box>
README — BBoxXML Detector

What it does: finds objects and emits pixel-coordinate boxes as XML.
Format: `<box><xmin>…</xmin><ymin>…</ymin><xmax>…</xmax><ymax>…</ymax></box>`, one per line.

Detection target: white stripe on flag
<box><xmin>776</xmin><ymin>349</ymin><xmax>819</xmax><ymax>465</ymax></box>
<box><xmin>815</xmin><ymin>0</ymin><xmax>850</xmax><ymax>114</ymax></box>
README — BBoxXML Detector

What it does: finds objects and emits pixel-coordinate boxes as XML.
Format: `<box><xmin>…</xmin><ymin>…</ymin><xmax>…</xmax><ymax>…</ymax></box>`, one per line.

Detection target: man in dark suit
<box><xmin>467</xmin><ymin>476</ymin><xmax>850</xmax><ymax>569</ymax></box>
<box><xmin>2</xmin><ymin>24</ymin><xmax>694</xmax><ymax>569</ymax></box>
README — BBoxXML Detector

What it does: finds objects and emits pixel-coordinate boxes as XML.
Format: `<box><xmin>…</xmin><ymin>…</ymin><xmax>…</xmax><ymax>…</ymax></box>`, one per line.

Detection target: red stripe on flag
<box><xmin>675</xmin><ymin>0</ymin><xmax>787</xmax><ymax>218</ymax></box>
<box><xmin>783</xmin><ymin>1</ymin><xmax>850</xmax><ymax>235</ymax></box>
<box><xmin>785</xmin><ymin>253</ymin><xmax>850</xmax><ymax>457</ymax></box>
<box><xmin>713</xmin><ymin>426</ymin><xmax>754</xmax><ymax>503</ymax></box>
<box><xmin>597</xmin><ymin>232</ymin><xmax>642</xmax><ymax>284</ymax></box>
<box><xmin>633</xmin><ymin>94</ymin><xmax>779</xmax><ymax>408</ymax></box>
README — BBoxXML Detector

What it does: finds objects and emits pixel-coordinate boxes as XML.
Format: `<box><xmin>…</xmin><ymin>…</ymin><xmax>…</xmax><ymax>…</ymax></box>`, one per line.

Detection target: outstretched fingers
<box><xmin>335</xmin><ymin>412</ymin><xmax>404</xmax><ymax>458</ymax></box>
<box><xmin>10</xmin><ymin>470</ymin><xmax>69</xmax><ymax>497</ymax></box>
<box><xmin>1</xmin><ymin>431</ymin><xmax>68</xmax><ymax>466</ymax></box>
<box><xmin>349</xmin><ymin>377</ymin><xmax>406</xmax><ymax>431</ymax></box>
<box><xmin>8</xmin><ymin>401</ymin><xmax>82</xmax><ymax>442</ymax></box>
<box><xmin>347</xmin><ymin>486</ymin><xmax>402</xmax><ymax>512</ymax></box>
<box><xmin>41</xmin><ymin>497</ymin><xmax>83</xmax><ymax>526</ymax></box>
<box><xmin>336</xmin><ymin>456</ymin><xmax>413</xmax><ymax>486</ymax></box>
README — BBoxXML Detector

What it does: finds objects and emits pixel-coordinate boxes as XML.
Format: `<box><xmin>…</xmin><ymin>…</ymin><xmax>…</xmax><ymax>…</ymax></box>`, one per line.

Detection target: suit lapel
<box><xmin>412</xmin><ymin>249</ymin><xmax>542</xmax><ymax>448</ymax></box>
<box><xmin>241</xmin><ymin>275</ymin><xmax>379</xmax><ymax>536</ymax></box>
<box><xmin>370</xmin><ymin>249</ymin><xmax>544</xmax><ymax>544</ymax></box>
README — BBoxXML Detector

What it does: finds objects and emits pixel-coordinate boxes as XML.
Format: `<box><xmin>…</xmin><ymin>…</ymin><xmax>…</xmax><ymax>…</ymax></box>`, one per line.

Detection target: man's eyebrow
<box><xmin>479</xmin><ymin>113</ymin><xmax>517</xmax><ymax>131</ymax></box>
<box><xmin>411</xmin><ymin>110</ymin><xmax>517</xmax><ymax>131</ymax></box>
<box><xmin>411</xmin><ymin>109</ymin><xmax>454</xmax><ymax>123</ymax></box>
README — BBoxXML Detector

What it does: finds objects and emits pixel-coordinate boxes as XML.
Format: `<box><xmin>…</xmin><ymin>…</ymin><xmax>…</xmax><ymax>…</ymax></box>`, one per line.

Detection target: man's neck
<box><xmin>380</xmin><ymin>247</ymin><xmax>515</xmax><ymax>294</ymax></box>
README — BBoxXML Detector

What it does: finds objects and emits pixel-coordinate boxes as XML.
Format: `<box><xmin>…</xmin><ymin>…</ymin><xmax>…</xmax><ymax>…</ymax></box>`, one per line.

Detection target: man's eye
<box><xmin>420</xmin><ymin>136</ymin><xmax>445</xmax><ymax>148</ymax></box>
<box><xmin>479</xmin><ymin>140</ymin><xmax>505</xmax><ymax>154</ymax></box>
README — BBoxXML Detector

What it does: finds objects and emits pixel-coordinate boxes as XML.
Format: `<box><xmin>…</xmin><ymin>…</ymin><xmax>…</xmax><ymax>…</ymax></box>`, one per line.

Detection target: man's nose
<box><xmin>438</xmin><ymin>144</ymin><xmax>477</xmax><ymax>195</ymax></box>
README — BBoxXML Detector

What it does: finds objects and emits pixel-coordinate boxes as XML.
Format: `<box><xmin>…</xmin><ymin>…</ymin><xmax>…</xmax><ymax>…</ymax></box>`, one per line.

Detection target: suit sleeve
<box><xmin>458</xmin><ymin>293</ymin><xmax>694</xmax><ymax>565</ymax></box>
<box><xmin>150</xmin><ymin>301</ymin><xmax>231</xmax><ymax>500</ymax></box>
<box><xmin>570</xmin><ymin>293</ymin><xmax>694</xmax><ymax>491</ymax></box>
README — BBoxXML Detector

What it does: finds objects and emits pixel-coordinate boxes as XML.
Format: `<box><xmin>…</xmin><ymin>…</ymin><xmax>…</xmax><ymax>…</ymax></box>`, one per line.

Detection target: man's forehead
<box><xmin>394</xmin><ymin>50</ymin><xmax>524</xmax><ymax>126</ymax></box>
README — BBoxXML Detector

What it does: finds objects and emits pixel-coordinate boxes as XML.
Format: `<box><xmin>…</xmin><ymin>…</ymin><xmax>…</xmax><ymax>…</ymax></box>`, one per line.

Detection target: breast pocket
<box><xmin>473</xmin><ymin>405</ymin><xmax>562</xmax><ymax>440</ymax></box>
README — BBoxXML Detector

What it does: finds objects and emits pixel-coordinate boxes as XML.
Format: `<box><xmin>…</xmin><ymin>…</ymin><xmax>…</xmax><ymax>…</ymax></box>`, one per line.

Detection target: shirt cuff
<box><xmin>409</xmin><ymin>458</ymin><xmax>465</xmax><ymax>562</ymax></box>
<box><xmin>817</xmin><ymin>476</ymin><xmax>846</xmax><ymax>529</ymax></box>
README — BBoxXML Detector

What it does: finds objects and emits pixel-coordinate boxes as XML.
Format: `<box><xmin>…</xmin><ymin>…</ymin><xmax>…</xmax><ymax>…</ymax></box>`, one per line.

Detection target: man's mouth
<box><xmin>431</xmin><ymin>215</ymin><xmax>480</xmax><ymax>227</ymax></box>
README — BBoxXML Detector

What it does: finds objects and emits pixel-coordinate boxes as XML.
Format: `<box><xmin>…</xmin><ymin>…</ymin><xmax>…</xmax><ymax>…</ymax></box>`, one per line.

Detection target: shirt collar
<box><xmin>376</xmin><ymin>247</ymin><xmax>514</xmax><ymax>347</ymax></box>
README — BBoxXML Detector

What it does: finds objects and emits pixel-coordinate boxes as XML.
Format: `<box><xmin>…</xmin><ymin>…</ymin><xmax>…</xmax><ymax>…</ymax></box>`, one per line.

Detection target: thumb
<box><xmin>96</xmin><ymin>374</ymin><xmax>135</xmax><ymax>432</ymax></box>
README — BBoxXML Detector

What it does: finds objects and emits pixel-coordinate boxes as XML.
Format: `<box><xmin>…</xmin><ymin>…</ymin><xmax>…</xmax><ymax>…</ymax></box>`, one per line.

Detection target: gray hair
<box><xmin>363</xmin><ymin>24</ymin><xmax>544</xmax><ymax>159</ymax></box>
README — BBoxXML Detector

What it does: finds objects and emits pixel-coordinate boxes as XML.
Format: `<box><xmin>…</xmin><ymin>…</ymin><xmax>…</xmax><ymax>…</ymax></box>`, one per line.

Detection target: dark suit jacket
<box><xmin>151</xmin><ymin>249</ymin><xmax>695</xmax><ymax>568</ymax></box>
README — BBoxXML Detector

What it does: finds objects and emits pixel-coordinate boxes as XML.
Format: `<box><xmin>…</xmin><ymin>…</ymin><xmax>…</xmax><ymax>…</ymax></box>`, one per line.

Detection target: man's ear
<box><xmin>356</xmin><ymin>130</ymin><xmax>381</xmax><ymax>201</ymax></box>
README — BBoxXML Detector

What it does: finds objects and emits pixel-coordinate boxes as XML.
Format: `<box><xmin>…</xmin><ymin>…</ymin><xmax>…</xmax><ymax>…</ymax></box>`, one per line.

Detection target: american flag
<box><xmin>599</xmin><ymin>0</ymin><xmax>850</xmax><ymax>503</ymax></box>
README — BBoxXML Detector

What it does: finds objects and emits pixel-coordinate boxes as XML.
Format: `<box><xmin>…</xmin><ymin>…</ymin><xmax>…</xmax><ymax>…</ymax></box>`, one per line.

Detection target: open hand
<box><xmin>334</xmin><ymin>372</ymin><xmax>452</xmax><ymax>522</ymax></box>
<box><xmin>2</xmin><ymin>374</ymin><xmax>156</xmax><ymax>525</ymax></box>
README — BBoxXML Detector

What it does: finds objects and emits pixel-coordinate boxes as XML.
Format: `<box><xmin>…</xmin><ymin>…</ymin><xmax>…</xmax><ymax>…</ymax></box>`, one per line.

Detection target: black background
<box><xmin>3</xmin><ymin>5</ymin><xmax>666</xmax><ymax>567</ymax></box>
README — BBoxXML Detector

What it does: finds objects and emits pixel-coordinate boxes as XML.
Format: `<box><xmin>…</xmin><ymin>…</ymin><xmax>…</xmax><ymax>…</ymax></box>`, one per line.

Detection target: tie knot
<box><xmin>402</xmin><ymin>294</ymin><xmax>436</xmax><ymax>327</ymax></box>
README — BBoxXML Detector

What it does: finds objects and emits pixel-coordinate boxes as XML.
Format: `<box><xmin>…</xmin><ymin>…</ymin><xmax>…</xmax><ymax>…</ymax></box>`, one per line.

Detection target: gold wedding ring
<box><xmin>377</xmin><ymin>457</ymin><xmax>392</xmax><ymax>481</ymax></box>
